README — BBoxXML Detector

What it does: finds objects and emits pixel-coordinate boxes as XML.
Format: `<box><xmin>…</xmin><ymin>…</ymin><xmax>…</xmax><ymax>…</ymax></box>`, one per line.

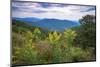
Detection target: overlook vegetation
<box><xmin>12</xmin><ymin>15</ymin><xmax>96</xmax><ymax>65</ymax></box>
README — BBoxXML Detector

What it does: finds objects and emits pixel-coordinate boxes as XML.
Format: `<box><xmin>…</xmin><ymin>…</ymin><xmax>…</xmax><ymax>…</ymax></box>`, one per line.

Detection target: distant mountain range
<box><xmin>12</xmin><ymin>17</ymin><xmax>80</xmax><ymax>31</ymax></box>
<box><xmin>13</xmin><ymin>17</ymin><xmax>41</xmax><ymax>22</ymax></box>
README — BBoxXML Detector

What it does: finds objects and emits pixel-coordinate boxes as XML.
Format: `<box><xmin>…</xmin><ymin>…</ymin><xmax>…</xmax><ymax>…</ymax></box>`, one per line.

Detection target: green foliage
<box><xmin>13</xmin><ymin>30</ymin><xmax>38</xmax><ymax>64</ymax></box>
<box><xmin>12</xmin><ymin>15</ymin><xmax>96</xmax><ymax>65</ymax></box>
<box><xmin>13</xmin><ymin>43</ymin><xmax>38</xmax><ymax>64</ymax></box>
<box><xmin>64</xmin><ymin>29</ymin><xmax>77</xmax><ymax>47</ymax></box>
<box><xmin>46</xmin><ymin>31</ymin><xmax>63</xmax><ymax>63</ymax></box>
<box><xmin>52</xmin><ymin>46</ymin><xmax>62</xmax><ymax>63</ymax></box>
<box><xmin>12</xmin><ymin>32</ymin><xmax>27</xmax><ymax>48</ymax></box>
<box><xmin>74</xmin><ymin>15</ymin><xmax>96</xmax><ymax>49</ymax></box>
<box><xmin>32</xmin><ymin>28</ymin><xmax>42</xmax><ymax>42</ymax></box>
<box><xmin>48</xmin><ymin>31</ymin><xmax>62</xmax><ymax>44</ymax></box>
<box><xmin>79</xmin><ymin>15</ymin><xmax>95</xmax><ymax>25</ymax></box>
<box><xmin>12</xmin><ymin>20</ymin><xmax>33</xmax><ymax>33</ymax></box>
<box><xmin>65</xmin><ymin>47</ymin><xmax>94</xmax><ymax>62</ymax></box>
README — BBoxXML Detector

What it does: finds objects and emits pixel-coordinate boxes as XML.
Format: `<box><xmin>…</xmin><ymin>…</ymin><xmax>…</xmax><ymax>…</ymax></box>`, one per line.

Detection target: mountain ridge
<box><xmin>12</xmin><ymin>17</ymin><xmax>80</xmax><ymax>31</ymax></box>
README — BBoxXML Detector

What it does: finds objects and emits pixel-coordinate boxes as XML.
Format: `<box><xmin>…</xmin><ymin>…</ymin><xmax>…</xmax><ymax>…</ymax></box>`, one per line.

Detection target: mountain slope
<box><xmin>29</xmin><ymin>19</ymin><xmax>79</xmax><ymax>31</ymax></box>
<box><xmin>13</xmin><ymin>18</ymin><xmax>80</xmax><ymax>31</ymax></box>
<box><xmin>13</xmin><ymin>17</ymin><xmax>41</xmax><ymax>22</ymax></box>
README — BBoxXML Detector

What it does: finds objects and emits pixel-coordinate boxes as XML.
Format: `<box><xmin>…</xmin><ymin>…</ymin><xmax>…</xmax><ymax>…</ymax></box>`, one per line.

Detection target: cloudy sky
<box><xmin>12</xmin><ymin>1</ymin><xmax>95</xmax><ymax>21</ymax></box>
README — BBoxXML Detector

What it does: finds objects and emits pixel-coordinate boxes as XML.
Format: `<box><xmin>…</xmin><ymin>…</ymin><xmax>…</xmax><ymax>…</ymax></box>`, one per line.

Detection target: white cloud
<box><xmin>12</xmin><ymin>2</ymin><xmax>95</xmax><ymax>21</ymax></box>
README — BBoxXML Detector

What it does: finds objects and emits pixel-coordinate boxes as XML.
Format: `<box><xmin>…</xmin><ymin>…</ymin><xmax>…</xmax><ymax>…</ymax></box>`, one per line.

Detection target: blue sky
<box><xmin>12</xmin><ymin>1</ymin><xmax>95</xmax><ymax>21</ymax></box>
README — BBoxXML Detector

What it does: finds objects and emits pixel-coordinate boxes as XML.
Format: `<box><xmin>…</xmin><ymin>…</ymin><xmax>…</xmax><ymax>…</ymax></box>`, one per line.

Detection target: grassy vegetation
<box><xmin>12</xmin><ymin>15</ymin><xmax>96</xmax><ymax>65</ymax></box>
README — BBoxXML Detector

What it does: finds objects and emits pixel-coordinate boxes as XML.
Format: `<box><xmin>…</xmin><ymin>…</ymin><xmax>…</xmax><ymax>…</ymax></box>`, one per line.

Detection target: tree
<box><xmin>79</xmin><ymin>15</ymin><xmax>96</xmax><ymax>25</ymax></box>
<box><xmin>74</xmin><ymin>15</ymin><xmax>96</xmax><ymax>49</ymax></box>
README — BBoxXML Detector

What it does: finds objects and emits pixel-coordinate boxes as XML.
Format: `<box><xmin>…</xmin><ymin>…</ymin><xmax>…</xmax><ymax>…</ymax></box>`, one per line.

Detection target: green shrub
<box><xmin>13</xmin><ymin>43</ymin><xmax>38</xmax><ymax>65</ymax></box>
<box><xmin>47</xmin><ymin>31</ymin><xmax>62</xmax><ymax>44</ymax></box>
<box><xmin>65</xmin><ymin>47</ymin><xmax>93</xmax><ymax>62</ymax></box>
<box><xmin>32</xmin><ymin>28</ymin><xmax>43</xmax><ymax>42</ymax></box>
<box><xmin>63</xmin><ymin>29</ymin><xmax>77</xmax><ymax>47</ymax></box>
<box><xmin>12</xmin><ymin>32</ymin><xmax>27</xmax><ymax>48</ymax></box>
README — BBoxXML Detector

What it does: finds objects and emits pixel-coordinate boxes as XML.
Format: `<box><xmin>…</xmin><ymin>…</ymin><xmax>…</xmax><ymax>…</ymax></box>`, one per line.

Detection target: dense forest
<box><xmin>12</xmin><ymin>15</ymin><xmax>96</xmax><ymax>65</ymax></box>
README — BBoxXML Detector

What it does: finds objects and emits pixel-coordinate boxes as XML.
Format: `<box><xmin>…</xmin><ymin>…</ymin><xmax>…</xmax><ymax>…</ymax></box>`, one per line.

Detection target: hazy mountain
<box><xmin>13</xmin><ymin>17</ymin><xmax>41</xmax><ymax>22</ymax></box>
<box><xmin>13</xmin><ymin>17</ymin><xmax>80</xmax><ymax>31</ymax></box>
